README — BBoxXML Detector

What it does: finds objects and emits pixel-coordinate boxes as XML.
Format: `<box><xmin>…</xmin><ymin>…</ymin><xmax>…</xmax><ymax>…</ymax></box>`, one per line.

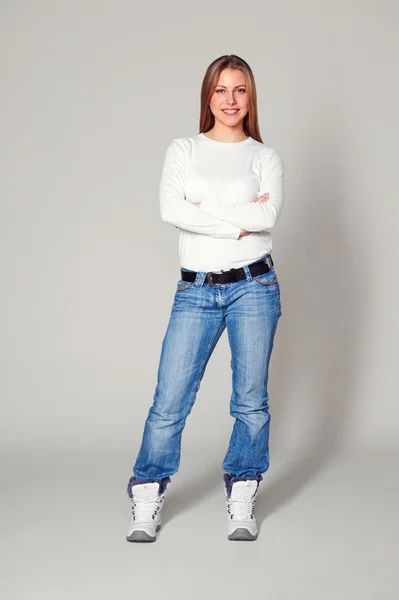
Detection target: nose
<box><xmin>224</xmin><ymin>90</ymin><xmax>237</xmax><ymax>106</ymax></box>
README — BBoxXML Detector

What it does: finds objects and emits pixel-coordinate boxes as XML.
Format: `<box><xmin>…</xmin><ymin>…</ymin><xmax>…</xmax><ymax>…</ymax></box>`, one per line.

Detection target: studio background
<box><xmin>1</xmin><ymin>1</ymin><xmax>398</xmax><ymax>599</ymax></box>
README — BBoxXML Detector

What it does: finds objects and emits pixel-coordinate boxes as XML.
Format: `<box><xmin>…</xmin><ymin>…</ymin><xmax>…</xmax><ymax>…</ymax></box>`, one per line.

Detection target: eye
<box><xmin>215</xmin><ymin>88</ymin><xmax>246</xmax><ymax>94</ymax></box>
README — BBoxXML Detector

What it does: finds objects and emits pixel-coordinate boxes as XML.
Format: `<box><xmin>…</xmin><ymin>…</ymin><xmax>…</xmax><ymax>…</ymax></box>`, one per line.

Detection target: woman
<box><xmin>126</xmin><ymin>54</ymin><xmax>284</xmax><ymax>543</ymax></box>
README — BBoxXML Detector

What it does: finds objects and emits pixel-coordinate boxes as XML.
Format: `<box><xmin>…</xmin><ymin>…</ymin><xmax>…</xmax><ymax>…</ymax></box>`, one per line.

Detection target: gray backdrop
<box><xmin>2</xmin><ymin>2</ymin><xmax>398</xmax><ymax>599</ymax></box>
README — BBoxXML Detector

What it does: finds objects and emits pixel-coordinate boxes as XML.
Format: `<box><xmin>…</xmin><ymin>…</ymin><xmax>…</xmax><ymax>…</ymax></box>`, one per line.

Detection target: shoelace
<box><xmin>226</xmin><ymin>496</ymin><xmax>257</xmax><ymax>520</ymax></box>
<box><xmin>131</xmin><ymin>496</ymin><xmax>164</xmax><ymax>521</ymax></box>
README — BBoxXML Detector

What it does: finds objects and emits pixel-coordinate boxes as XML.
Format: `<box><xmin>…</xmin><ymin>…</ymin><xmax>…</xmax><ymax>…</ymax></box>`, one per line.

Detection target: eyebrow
<box><xmin>215</xmin><ymin>84</ymin><xmax>247</xmax><ymax>88</ymax></box>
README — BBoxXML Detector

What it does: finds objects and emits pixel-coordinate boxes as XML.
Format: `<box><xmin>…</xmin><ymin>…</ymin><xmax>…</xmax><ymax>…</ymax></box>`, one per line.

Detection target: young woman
<box><xmin>126</xmin><ymin>54</ymin><xmax>284</xmax><ymax>543</ymax></box>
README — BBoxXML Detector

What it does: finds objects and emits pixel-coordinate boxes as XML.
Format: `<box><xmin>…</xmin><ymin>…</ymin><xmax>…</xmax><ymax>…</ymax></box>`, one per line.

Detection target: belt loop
<box><xmin>194</xmin><ymin>271</ymin><xmax>206</xmax><ymax>287</ymax></box>
<box><xmin>243</xmin><ymin>264</ymin><xmax>253</xmax><ymax>281</ymax></box>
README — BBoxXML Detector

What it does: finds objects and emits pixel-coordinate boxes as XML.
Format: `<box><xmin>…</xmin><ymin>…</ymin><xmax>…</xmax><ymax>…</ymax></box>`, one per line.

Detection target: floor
<box><xmin>2</xmin><ymin>446</ymin><xmax>397</xmax><ymax>600</ymax></box>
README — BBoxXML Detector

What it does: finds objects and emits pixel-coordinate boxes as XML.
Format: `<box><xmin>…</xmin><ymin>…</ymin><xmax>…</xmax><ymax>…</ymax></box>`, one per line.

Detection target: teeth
<box><xmin>223</xmin><ymin>110</ymin><xmax>239</xmax><ymax>114</ymax></box>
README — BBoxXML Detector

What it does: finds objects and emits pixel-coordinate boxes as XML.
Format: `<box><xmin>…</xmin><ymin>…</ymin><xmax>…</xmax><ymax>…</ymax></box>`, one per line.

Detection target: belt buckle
<box><xmin>206</xmin><ymin>272</ymin><xmax>215</xmax><ymax>287</ymax></box>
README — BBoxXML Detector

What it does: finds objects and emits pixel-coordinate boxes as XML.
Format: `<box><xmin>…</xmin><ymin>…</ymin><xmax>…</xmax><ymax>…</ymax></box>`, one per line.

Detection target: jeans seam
<box><xmin>176</xmin><ymin>283</ymin><xmax>195</xmax><ymax>291</ymax></box>
<box><xmin>252</xmin><ymin>276</ymin><xmax>278</xmax><ymax>286</ymax></box>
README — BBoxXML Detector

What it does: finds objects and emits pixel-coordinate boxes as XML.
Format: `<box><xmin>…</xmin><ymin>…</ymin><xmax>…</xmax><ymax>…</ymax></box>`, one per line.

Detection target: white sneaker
<box><xmin>126</xmin><ymin>477</ymin><xmax>171</xmax><ymax>542</ymax></box>
<box><xmin>224</xmin><ymin>475</ymin><xmax>261</xmax><ymax>541</ymax></box>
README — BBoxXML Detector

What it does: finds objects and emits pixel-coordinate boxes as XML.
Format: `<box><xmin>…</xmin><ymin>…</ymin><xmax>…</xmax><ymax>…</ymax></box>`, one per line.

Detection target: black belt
<box><xmin>180</xmin><ymin>255</ymin><xmax>274</xmax><ymax>287</ymax></box>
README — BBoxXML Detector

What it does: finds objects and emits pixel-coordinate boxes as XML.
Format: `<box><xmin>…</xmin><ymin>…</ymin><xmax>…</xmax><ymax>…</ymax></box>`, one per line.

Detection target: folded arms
<box><xmin>159</xmin><ymin>137</ymin><xmax>284</xmax><ymax>237</ymax></box>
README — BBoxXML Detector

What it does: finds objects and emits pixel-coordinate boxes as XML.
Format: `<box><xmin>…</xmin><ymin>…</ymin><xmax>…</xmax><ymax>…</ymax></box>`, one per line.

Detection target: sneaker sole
<box><xmin>126</xmin><ymin>524</ymin><xmax>161</xmax><ymax>543</ymax></box>
<box><xmin>228</xmin><ymin>528</ymin><xmax>257</xmax><ymax>541</ymax></box>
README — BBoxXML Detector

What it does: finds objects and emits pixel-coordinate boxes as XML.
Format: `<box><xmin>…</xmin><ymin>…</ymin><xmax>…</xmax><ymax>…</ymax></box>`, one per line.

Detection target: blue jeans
<box><xmin>131</xmin><ymin>253</ymin><xmax>282</xmax><ymax>483</ymax></box>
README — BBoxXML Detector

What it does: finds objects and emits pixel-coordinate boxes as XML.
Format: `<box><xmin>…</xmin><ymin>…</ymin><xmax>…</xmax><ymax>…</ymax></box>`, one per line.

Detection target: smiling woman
<box><xmin>126</xmin><ymin>54</ymin><xmax>285</xmax><ymax>544</ymax></box>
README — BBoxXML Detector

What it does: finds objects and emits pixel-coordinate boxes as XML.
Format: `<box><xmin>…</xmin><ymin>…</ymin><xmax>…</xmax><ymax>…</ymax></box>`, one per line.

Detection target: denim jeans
<box><xmin>131</xmin><ymin>253</ymin><xmax>282</xmax><ymax>482</ymax></box>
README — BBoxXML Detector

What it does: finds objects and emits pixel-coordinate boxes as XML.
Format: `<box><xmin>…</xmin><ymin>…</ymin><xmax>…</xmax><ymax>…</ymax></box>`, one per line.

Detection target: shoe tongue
<box><xmin>131</xmin><ymin>482</ymin><xmax>160</xmax><ymax>499</ymax></box>
<box><xmin>230</xmin><ymin>480</ymin><xmax>257</xmax><ymax>500</ymax></box>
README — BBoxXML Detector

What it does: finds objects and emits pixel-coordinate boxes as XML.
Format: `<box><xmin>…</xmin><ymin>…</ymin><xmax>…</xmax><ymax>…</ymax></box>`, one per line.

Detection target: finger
<box><xmin>254</xmin><ymin>192</ymin><xmax>269</xmax><ymax>201</ymax></box>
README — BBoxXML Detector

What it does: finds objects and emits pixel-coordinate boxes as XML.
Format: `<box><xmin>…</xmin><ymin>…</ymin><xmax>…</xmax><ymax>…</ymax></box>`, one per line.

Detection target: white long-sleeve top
<box><xmin>159</xmin><ymin>132</ymin><xmax>284</xmax><ymax>272</ymax></box>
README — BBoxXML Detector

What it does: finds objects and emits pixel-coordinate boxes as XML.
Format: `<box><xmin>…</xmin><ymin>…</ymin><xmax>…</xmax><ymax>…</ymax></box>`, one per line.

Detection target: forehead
<box><xmin>215</xmin><ymin>68</ymin><xmax>246</xmax><ymax>87</ymax></box>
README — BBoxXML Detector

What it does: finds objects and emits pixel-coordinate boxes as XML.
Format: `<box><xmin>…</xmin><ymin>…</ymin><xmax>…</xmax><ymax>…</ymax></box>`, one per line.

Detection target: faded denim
<box><xmin>131</xmin><ymin>253</ymin><xmax>282</xmax><ymax>483</ymax></box>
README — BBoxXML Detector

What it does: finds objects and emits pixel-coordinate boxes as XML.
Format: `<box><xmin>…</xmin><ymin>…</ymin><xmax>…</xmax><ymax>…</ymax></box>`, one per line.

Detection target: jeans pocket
<box><xmin>176</xmin><ymin>279</ymin><xmax>196</xmax><ymax>291</ymax></box>
<box><xmin>252</xmin><ymin>267</ymin><xmax>278</xmax><ymax>287</ymax></box>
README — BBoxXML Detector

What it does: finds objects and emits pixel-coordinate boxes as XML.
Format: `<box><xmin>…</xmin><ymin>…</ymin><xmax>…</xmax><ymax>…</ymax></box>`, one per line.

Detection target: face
<box><xmin>208</xmin><ymin>68</ymin><xmax>249</xmax><ymax>129</ymax></box>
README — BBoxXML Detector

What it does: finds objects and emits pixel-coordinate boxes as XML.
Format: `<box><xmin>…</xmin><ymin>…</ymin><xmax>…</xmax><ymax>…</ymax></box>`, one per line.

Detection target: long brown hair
<box><xmin>199</xmin><ymin>55</ymin><xmax>263</xmax><ymax>144</ymax></box>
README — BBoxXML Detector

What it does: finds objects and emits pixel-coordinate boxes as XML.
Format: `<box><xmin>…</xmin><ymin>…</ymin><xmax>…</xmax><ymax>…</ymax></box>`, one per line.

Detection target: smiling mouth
<box><xmin>222</xmin><ymin>109</ymin><xmax>240</xmax><ymax>115</ymax></box>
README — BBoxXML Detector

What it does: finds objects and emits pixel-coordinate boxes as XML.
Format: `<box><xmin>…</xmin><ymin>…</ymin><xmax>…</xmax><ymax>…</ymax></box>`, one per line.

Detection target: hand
<box><xmin>253</xmin><ymin>192</ymin><xmax>269</xmax><ymax>203</ymax></box>
<box><xmin>238</xmin><ymin>192</ymin><xmax>270</xmax><ymax>237</ymax></box>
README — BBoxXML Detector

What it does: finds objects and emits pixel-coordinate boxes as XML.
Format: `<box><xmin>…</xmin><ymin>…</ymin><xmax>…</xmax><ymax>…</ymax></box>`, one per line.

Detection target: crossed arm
<box><xmin>198</xmin><ymin>147</ymin><xmax>284</xmax><ymax>232</ymax></box>
<box><xmin>159</xmin><ymin>137</ymin><xmax>284</xmax><ymax>236</ymax></box>
<box><xmin>159</xmin><ymin>137</ymin><xmax>242</xmax><ymax>239</ymax></box>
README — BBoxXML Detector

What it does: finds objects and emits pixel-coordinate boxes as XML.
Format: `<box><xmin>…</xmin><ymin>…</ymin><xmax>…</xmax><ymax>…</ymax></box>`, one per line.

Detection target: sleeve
<box><xmin>198</xmin><ymin>148</ymin><xmax>284</xmax><ymax>233</ymax></box>
<box><xmin>159</xmin><ymin>138</ymin><xmax>242</xmax><ymax>239</ymax></box>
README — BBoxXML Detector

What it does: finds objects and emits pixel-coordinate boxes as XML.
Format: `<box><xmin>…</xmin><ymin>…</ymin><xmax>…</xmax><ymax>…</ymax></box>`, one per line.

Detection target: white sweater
<box><xmin>159</xmin><ymin>133</ymin><xmax>284</xmax><ymax>272</ymax></box>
